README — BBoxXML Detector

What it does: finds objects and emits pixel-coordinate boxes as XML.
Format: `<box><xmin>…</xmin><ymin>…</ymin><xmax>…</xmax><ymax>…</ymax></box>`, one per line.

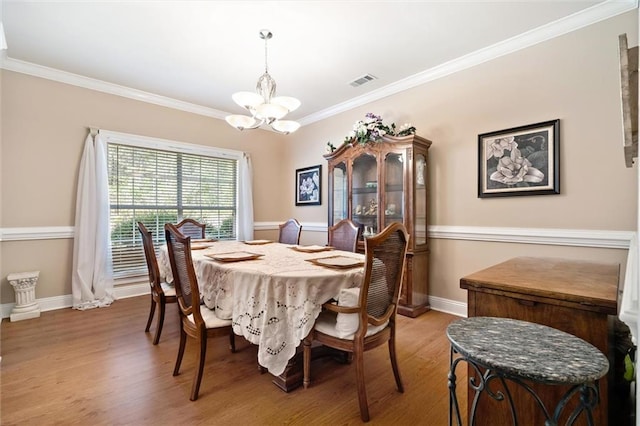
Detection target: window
<box><xmin>105</xmin><ymin>132</ymin><xmax>241</xmax><ymax>279</ymax></box>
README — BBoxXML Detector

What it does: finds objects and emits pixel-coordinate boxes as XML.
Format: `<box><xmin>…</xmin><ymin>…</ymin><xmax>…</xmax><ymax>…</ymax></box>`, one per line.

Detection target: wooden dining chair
<box><xmin>175</xmin><ymin>218</ymin><xmax>206</xmax><ymax>239</ymax></box>
<box><xmin>137</xmin><ymin>222</ymin><xmax>177</xmax><ymax>345</ymax></box>
<box><xmin>328</xmin><ymin>219</ymin><xmax>361</xmax><ymax>252</ymax></box>
<box><xmin>164</xmin><ymin>223</ymin><xmax>236</xmax><ymax>401</ymax></box>
<box><xmin>278</xmin><ymin>218</ymin><xmax>302</xmax><ymax>245</ymax></box>
<box><xmin>302</xmin><ymin>222</ymin><xmax>410</xmax><ymax>422</ymax></box>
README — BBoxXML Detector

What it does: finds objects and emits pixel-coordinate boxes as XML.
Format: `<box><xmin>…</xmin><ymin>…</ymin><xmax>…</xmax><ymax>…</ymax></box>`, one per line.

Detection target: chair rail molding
<box><xmin>0</xmin><ymin>226</ymin><xmax>74</xmax><ymax>241</ymax></box>
<box><xmin>0</xmin><ymin>225</ymin><xmax>634</xmax><ymax>249</ymax></box>
<box><xmin>429</xmin><ymin>225</ymin><xmax>634</xmax><ymax>249</ymax></box>
<box><xmin>0</xmin><ymin>225</ymin><xmax>633</xmax><ymax>318</ymax></box>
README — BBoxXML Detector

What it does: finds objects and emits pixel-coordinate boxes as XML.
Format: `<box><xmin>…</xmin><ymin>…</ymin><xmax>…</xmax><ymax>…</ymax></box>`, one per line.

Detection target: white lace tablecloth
<box><xmin>158</xmin><ymin>241</ymin><xmax>364</xmax><ymax>375</ymax></box>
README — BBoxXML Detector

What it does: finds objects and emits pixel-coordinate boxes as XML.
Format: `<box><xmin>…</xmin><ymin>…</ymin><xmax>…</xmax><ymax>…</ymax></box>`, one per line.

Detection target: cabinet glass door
<box><xmin>383</xmin><ymin>152</ymin><xmax>404</xmax><ymax>229</ymax></box>
<box><xmin>331</xmin><ymin>162</ymin><xmax>348</xmax><ymax>226</ymax></box>
<box><xmin>352</xmin><ymin>153</ymin><xmax>378</xmax><ymax>238</ymax></box>
<box><xmin>415</xmin><ymin>153</ymin><xmax>427</xmax><ymax>246</ymax></box>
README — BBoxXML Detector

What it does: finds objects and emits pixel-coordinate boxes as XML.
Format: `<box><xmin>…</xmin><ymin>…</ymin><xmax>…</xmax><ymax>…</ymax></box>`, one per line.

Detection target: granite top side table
<box><xmin>447</xmin><ymin>316</ymin><xmax>609</xmax><ymax>426</ymax></box>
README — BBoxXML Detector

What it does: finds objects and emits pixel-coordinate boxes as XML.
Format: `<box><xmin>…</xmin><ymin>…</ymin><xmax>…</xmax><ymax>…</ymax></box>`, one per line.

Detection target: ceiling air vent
<box><xmin>349</xmin><ymin>74</ymin><xmax>377</xmax><ymax>87</ymax></box>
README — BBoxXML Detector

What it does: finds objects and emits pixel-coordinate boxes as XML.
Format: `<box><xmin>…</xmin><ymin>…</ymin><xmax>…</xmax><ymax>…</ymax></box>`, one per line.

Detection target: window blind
<box><xmin>108</xmin><ymin>143</ymin><xmax>238</xmax><ymax>278</ymax></box>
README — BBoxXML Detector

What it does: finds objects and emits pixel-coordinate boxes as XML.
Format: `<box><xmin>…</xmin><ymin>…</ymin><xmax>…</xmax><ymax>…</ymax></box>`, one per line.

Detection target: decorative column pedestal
<box><xmin>8</xmin><ymin>271</ymin><xmax>41</xmax><ymax>322</ymax></box>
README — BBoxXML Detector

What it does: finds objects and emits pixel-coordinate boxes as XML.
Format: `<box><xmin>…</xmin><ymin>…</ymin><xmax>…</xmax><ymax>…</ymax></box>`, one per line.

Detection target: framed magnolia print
<box><xmin>478</xmin><ymin>119</ymin><xmax>560</xmax><ymax>198</ymax></box>
<box><xmin>295</xmin><ymin>165</ymin><xmax>322</xmax><ymax>206</ymax></box>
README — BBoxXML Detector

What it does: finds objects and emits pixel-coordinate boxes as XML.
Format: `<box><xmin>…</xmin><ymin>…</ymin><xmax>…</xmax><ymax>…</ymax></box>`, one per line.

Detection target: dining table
<box><xmin>157</xmin><ymin>239</ymin><xmax>365</xmax><ymax>388</ymax></box>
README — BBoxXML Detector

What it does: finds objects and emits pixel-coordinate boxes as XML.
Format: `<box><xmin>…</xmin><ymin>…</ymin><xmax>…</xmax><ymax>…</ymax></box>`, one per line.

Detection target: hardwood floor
<box><xmin>1</xmin><ymin>295</ymin><xmax>466</xmax><ymax>425</ymax></box>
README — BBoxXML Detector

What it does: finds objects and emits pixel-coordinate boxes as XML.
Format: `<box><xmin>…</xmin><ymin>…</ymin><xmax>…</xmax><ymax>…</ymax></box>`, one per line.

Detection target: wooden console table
<box><xmin>460</xmin><ymin>257</ymin><xmax>619</xmax><ymax>425</ymax></box>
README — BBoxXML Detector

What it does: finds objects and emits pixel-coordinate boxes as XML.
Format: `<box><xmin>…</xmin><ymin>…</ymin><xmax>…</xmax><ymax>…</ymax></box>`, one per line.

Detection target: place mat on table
<box><xmin>204</xmin><ymin>251</ymin><xmax>264</xmax><ymax>262</ymax></box>
<box><xmin>190</xmin><ymin>242</ymin><xmax>217</xmax><ymax>250</ymax></box>
<box><xmin>291</xmin><ymin>245</ymin><xmax>334</xmax><ymax>253</ymax></box>
<box><xmin>306</xmin><ymin>255</ymin><xmax>364</xmax><ymax>269</ymax></box>
<box><xmin>192</xmin><ymin>238</ymin><xmax>216</xmax><ymax>243</ymax></box>
<box><xmin>242</xmin><ymin>240</ymin><xmax>274</xmax><ymax>245</ymax></box>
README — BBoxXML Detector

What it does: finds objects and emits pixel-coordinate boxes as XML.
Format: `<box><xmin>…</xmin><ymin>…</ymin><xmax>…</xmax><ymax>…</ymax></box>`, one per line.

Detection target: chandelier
<box><xmin>225</xmin><ymin>30</ymin><xmax>301</xmax><ymax>134</ymax></box>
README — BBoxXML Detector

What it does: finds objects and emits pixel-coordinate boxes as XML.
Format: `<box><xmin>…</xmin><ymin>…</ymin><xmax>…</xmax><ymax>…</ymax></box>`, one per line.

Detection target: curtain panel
<box><xmin>71</xmin><ymin>132</ymin><xmax>115</xmax><ymax>310</ymax></box>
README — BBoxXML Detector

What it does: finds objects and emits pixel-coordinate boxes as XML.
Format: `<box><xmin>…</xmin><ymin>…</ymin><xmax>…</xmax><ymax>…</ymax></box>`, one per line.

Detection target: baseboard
<box><xmin>1</xmin><ymin>284</ymin><xmax>466</xmax><ymax>320</ymax></box>
<box><xmin>1</xmin><ymin>282</ymin><xmax>150</xmax><ymax>319</ymax></box>
<box><xmin>115</xmin><ymin>282</ymin><xmax>150</xmax><ymax>299</ymax></box>
<box><xmin>428</xmin><ymin>295</ymin><xmax>467</xmax><ymax>317</ymax></box>
<box><xmin>1</xmin><ymin>224</ymin><xmax>631</xmax><ymax>318</ymax></box>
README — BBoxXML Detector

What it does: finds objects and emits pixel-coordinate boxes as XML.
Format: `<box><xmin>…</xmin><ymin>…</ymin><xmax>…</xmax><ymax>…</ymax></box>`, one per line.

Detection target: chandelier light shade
<box><xmin>226</xmin><ymin>30</ymin><xmax>301</xmax><ymax>134</ymax></box>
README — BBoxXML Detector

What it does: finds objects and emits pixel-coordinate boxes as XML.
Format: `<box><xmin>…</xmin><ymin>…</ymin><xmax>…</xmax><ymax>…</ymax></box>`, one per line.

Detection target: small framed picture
<box><xmin>295</xmin><ymin>165</ymin><xmax>321</xmax><ymax>206</ymax></box>
<box><xmin>478</xmin><ymin>119</ymin><xmax>560</xmax><ymax>198</ymax></box>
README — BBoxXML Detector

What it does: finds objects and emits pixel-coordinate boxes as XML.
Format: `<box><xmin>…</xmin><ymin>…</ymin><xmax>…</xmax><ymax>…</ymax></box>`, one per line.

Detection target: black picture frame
<box><xmin>295</xmin><ymin>165</ymin><xmax>322</xmax><ymax>206</ymax></box>
<box><xmin>478</xmin><ymin>119</ymin><xmax>560</xmax><ymax>198</ymax></box>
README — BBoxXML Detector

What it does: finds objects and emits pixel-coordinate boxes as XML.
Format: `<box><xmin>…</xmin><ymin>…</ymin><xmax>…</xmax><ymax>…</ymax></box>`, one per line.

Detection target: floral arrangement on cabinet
<box><xmin>326</xmin><ymin>113</ymin><xmax>416</xmax><ymax>152</ymax></box>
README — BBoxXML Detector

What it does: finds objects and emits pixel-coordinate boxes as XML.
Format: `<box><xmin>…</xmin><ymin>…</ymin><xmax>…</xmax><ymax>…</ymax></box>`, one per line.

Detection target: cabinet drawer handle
<box><xmin>518</xmin><ymin>299</ymin><xmax>537</xmax><ymax>307</ymax></box>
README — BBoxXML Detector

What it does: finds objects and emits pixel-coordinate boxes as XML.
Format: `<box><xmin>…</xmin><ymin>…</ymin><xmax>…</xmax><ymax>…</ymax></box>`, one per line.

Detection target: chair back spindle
<box><xmin>364</xmin><ymin>227</ymin><xmax>407</xmax><ymax>319</ymax></box>
<box><xmin>302</xmin><ymin>221</ymin><xmax>409</xmax><ymax>422</ymax></box>
<box><xmin>165</xmin><ymin>224</ymin><xmax>198</xmax><ymax>314</ymax></box>
<box><xmin>138</xmin><ymin>222</ymin><xmax>162</xmax><ymax>293</ymax></box>
<box><xmin>164</xmin><ymin>222</ymin><xmax>235</xmax><ymax>401</ymax></box>
<box><xmin>137</xmin><ymin>221</ymin><xmax>177</xmax><ymax>345</ymax></box>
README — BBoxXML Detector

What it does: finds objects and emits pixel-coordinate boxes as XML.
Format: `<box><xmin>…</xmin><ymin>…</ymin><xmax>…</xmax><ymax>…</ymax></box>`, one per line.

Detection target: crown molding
<box><xmin>299</xmin><ymin>0</ymin><xmax>639</xmax><ymax>126</ymax></box>
<box><xmin>0</xmin><ymin>56</ymin><xmax>228</xmax><ymax>120</ymax></box>
<box><xmin>1</xmin><ymin>0</ymin><xmax>636</xmax><ymax>125</ymax></box>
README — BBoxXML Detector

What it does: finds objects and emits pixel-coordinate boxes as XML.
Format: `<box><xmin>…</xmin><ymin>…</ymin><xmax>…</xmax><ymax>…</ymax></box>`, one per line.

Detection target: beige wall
<box><xmin>286</xmin><ymin>11</ymin><xmax>638</xmax><ymax>303</ymax></box>
<box><xmin>1</xmin><ymin>10</ymin><xmax>638</xmax><ymax>307</ymax></box>
<box><xmin>0</xmin><ymin>72</ymin><xmax>286</xmax><ymax>302</ymax></box>
<box><xmin>289</xmin><ymin>11</ymin><xmax>638</xmax><ymax>229</ymax></box>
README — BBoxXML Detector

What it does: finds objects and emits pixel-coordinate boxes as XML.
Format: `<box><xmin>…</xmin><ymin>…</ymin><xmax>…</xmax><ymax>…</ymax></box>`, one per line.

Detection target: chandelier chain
<box><xmin>264</xmin><ymin>34</ymin><xmax>269</xmax><ymax>73</ymax></box>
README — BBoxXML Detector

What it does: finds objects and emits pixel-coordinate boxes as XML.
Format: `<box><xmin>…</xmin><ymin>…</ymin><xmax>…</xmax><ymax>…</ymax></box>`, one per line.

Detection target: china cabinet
<box><xmin>324</xmin><ymin>134</ymin><xmax>432</xmax><ymax>317</ymax></box>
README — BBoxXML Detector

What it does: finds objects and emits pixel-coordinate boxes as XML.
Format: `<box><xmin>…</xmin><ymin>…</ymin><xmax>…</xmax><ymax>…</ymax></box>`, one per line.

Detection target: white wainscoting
<box><xmin>0</xmin><ymin>223</ymin><xmax>634</xmax><ymax>318</ymax></box>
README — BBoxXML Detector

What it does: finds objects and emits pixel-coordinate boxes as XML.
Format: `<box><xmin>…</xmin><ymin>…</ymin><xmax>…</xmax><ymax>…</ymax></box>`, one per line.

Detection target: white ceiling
<box><xmin>1</xmin><ymin>1</ymin><xmax>636</xmax><ymax>127</ymax></box>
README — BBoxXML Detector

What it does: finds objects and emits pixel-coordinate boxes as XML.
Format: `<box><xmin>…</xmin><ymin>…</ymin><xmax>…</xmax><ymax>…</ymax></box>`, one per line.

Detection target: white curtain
<box><xmin>237</xmin><ymin>153</ymin><xmax>254</xmax><ymax>240</ymax></box>
<box><xmin>71</xmin><ymin>132</ymin><xmax>115</xmax><ymax>310</ymax></box>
